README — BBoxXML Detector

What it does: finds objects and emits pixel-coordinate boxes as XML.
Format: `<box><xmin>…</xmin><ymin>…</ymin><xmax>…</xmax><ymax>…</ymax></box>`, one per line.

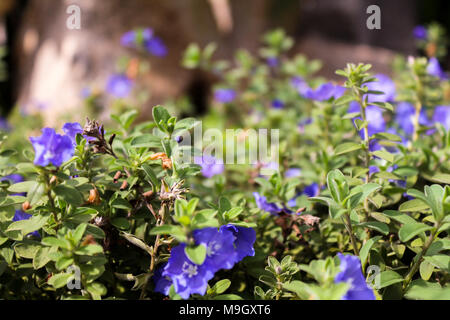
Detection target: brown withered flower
<box><xmin>22</xmin><ymin>201</ymin><xmax>31</xmax><ymax>211</ymax></box>
<box><xmin>83</xmin><ymin>118</ymin><xmax>117</xmax><ymax>158</ymax></box>
<box><xmin>159</xmin><ymin>180</ymin><xmax>188</xmax><ymax>203</ymax></box>
<box><xmin>149</xmin><ymin>152</ymin><xmax>172</xmax><ymax>170</ymax></box>
<box><xmin>88</xmin><ymin>188</ymin><xmax>101</xmax><ymax>205</ymax></box>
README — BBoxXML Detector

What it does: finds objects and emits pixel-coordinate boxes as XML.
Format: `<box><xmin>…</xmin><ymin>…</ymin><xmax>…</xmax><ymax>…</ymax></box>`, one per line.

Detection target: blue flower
<box><xmin>253</xmin><ymin>192</ymin><xmax>282</xmax><ymax>215</ymax></box>
<box><xmin>30</xmin><ymin>128</ymin><xmax>74</xmax><ymax>167</ymax></box>
<box><xmin>145</xmin><ymin>37</ymin><xmax>168</xmax><ymax>57</ymax></box>
<box><xmin>162</xmin><ymin>244</ymin><xmax>214</xmax><ymax>300</ymax></box>
<box><xmin>13</xmin><ymin>211</ymin><xmax>40</xmax><ymax>238</ymax></box>
<box><xmin>348</xmin><ymin>102</ymin><xmax>386</xmax><ymax>151</ymax></box>
<box><xmin>301</xmin><ymin>82</ymin><xmax>346</xmax><ymax>101</ymax></box>
<box><xmin>121</xmin><ymin>28</ymin><xmax>167</xmax><ymax>57</ymax></box>
<box><xmin>365</xmin><ymin>74</ymin><xmax>396</xmax><ymax>103</ymax></box>
<box><xmin>433</xmin><ymin>105</ymin><xmax>450</xmax><ymax>130</ymax></box>
<box><xmin>285</xmin><ymin>168</ymin><xmax>301</xmax><ymax>178</ymax></box>
<box><xmin>106</xmin><ymin>74</ymin><xmax>133</xmax><ymax>98</ymax></box>
<box><xmin>214</xmin><ymin>88</ymin><xmax>236</xmax><ymax>103</ymax></box>
<box><xmin>194</xmin><ymin>155</ymin><xmax>224</xmax><ymax>178</ymax></box>
<box><xmin>291</xmin><ymin>76</ymin><xmax>309</xmax><ymax>94</ymax></box>
<box><xmin>287</xmin><ymin>183</ymin><xmax>320</xmax><ymax>208</ymax></box>
<box><xmin>0</xmin><ymin>117</ymin><xmax>10</xmax><ymax>131</ymax></box>
<box><xmin>1</xmin><ymin>174</ymin><xmax>24</xmax><ymax>184</ymax></box>
<box><xmin>335</xmin><ymin>253</ymin><xmax>375</xmax><ymax>300</ymax></box>
<box><xmin>413</xmin><ymin>25</ymin><xmax>427</xmax><ymax>40</ymax></box>
<box><xmin>220</xmin><ymin>224</ymin><xmax>256</xmax><ymax>262</ymax></box>
<box><xmin>62</xmin><ymin>122</ymin><xmax>83</xmax><ymax>145</ymax></box>
<box><xmin>153</xmin><ymin>263</ymin><xmax>172</xmax><ymax>296</ymax></box>
<box><xmin>427</xmin><ymin>58</ymin><xmax>448</xmax><ymax>80</ymax></box>
<box><xmin>193</xmin><ymin>227</ymin><xmax>237</xmax><ymax>274</ymax></box>
<box><xmin>271</xmin><ymin>99</ymin><xmax>285</xmax><ymax>109</ymax></box>
<box><xmin>266</xmin><ymin>57</ymin><xmax>279</xmax><ymax>68</ymax></box>
<box><xmin>395</xmin><ymin>102</ymin><xmax>432</xmax><ymax>136</ymax></box>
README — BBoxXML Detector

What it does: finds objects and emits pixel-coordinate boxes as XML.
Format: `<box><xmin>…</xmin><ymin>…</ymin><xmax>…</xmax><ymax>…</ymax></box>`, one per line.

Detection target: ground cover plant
<box><xmin>0</xmin><ymin>25</ymin><xmax>449</xmax><ymax>300</ymax></box>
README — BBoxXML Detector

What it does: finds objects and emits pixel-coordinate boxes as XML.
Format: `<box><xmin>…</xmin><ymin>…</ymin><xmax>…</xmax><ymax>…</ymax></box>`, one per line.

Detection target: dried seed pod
<box><xmin>143</xmin><ymin>190</ymin><xmax>154</xmax><ymax>199</ymax></box>
<box><xmin>88</xmin><ymin>188</ymin><xmax>101</xmax><ymax>205</ymax></box>
<box><xmin>120</xmin><ymin>180</ymin><xmax>129</xmax><ymax>191</ymax></box>
<box><xmin>49</xmin><ymin>175</ymin><xmax>57</xmax><ymax>184</ymax></box>
<box><xmin>149</xmin><ymin>152</ymin><xmax>167</xmax><ymax>161</ymax></box>
<box><xmin>22</xmin><ymin>201</ymin><xmax>31</xmax><ymax>211</ymax></box>
<box><xmin>162</xmin><ymin>158</ymin><xmax>173</xmax><ymax>170</ymax></box>
<box><xmin>113</xmin><ymin>171</ymin><xmax>122</xmax><ymax>183</ymax></box>
<box><xmin>81</xmin><ymin>234</ymin><xmax>97</xmax><ymax>246</ymax></box>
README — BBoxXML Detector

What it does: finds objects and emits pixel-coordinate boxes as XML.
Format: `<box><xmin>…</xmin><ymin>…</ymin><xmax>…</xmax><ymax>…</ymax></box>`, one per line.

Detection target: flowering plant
<box><xmin>0</xmin><ymin>26</ymin><xmax>449</xmax><ymax>300</ymax></box>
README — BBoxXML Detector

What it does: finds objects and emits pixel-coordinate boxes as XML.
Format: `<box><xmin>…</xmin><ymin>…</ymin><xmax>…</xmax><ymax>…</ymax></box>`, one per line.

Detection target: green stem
<box><xmin>343</xmin><ymin>212</ymin><xmax>359</xmax><ymax>256</ymax></box>
<box><xmin>402</xmin><ymin>222</ymin><xmax>441</xmax><ymax>291</ymax></box>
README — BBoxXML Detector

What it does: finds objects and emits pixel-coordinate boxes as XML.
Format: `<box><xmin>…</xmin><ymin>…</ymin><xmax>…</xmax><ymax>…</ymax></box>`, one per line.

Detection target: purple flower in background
<box><xmin>298</xmin><ymin>118</ymin><xmax>313</xmax><ymax>134</ymax></box>
<box><xmin>427</xmin><ymin>58</ymin><xmax>448</xmax><ymax>80</ymax></box>
<box><xmin>267</xmin><ymin>57</ymin><xmax>279</xmax><ymax>68</ymax></box>
<box><xmin>335</xmin><ymin>253</ymin><xmax>375</xmax><ymax>300</ymax></box>
<box><xmin>395</xmin><ymin>102</ymin><xmax>432</xmax><ymax>136</ymax></box>
<box><xmin>348</xmin><ymin>102</ymin><xmax>386</xmax><ymax>150</ymax></box>
<box><xmin>220</xmin><ymin>224</ymin><xmax>256</xmax><ymax>262</ymax></box>
<box><xmin>369</xmin><ymin>166</ymin><xmax>380</xmax><ymax>176</ymax></box>
<box><xmin>30</xmin><ymin>128</ymin><xmax>74</xmax><ymax>167</ymax></box>
<box><xmin>365</xmin><ymin>74</ymin><xmax>396</xmax><ymax>103</ymax></box>
<box><xmin>214</xmin><ymin>88</ymin><xmax>236</xmax><ymax>103</ymax></box>
<box><xmin>194</xmin><ymin>155</ymin><xmax>224</xmax><ymax>178</ymax></box>
<box><xmin>303</xmin><ymin>183</ymin><xmax>320</xmax><ymax>197</ymax></box>
<box><xmin>1</xmin><ymin>174</ymin><xmax>24</xmax><ymax>184</ymax></box>
<box><xmin>302</xmin><ymin>82</ymin><xmax>346</xmax><ymax>101</ymax></box>
<box><xmin>413</xmin><ymin>25</ymin><xmax>427</xmax><ymax>40</ymax></box>
<box><xmin>271</xmin><ymin>99</ymin><xmax>285</xmax><ymax>109</ymax></box>
<box><xmin>0</xmin><ymin>117</ymin><xmax>10</xmax><ymax>131</ymax></box>
<box><xmin>285</xmin><ymin>168</ymin><xmax>301</xmax><ymax>178</ymax></box>
<box><xmin>291</xmin><ymin>76</ymin><xmax>309</xmax><ymax>94</ymax></box>
<box><xmin>106</xmin><ymin>74</ymin><xmax>133</xmax><ymax>98</ymax></box>
<box><xmin>162</xmin><ymin>244</ymin><xmax>213</xmax><ymax>300</ymax></box>
<box><xmin>153</xmin><ymin>263</ymin><xmax>172</xmax><ymax>296</ymax></box>
<box><xmin>13</xmin><ymin>211</ymin><xmax>40</xmax><ymax>238</ymax></box>
<box><xmin>433</xmin><ymin>106</ymin><xmax>450</xmax><ymax>130</ymax></box>
<box><xmin>253</xmin><ymin>192</ymin><xmax>281</xmax><ymax>215</ymax></box>
<box><xmin>193</xmin><ymin>227</ymin><xmax>237</xmax><ymax>274</ymax></box>
<box><xmin>145</xmin><ymin>37</ymin><xmax>168</xmax><ymax>57</ymax></box>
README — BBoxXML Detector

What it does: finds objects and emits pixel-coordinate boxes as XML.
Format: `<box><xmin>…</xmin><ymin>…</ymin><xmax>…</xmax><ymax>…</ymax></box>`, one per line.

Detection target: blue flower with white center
<box><xmin>13</xmin><ymin>211</ymin><xmax>40</xmax><ymax>238</ymax></box>
<box><xmin>106</xmin><ymin>74</ymin><xmax>133</xmax><ymax>98</ymax></box>
<box><xmin>153</xmin><ymin>263</ymin><xmax>172</xmax><ymax>296</ymax></box>
<box><xmin>433</xmin><ymin>105</ymin><xmax>450</xmax><ymax>130</ymax></box>
<box><xmin>427</xmin><ymin>58</ymin><xmax>448</xmax><ymax>80</ymax></box>
<box><xmin>29</xmin><ymin>128</ymin><xmax>74</xmax><ymax>167</ymax></box>
<box><xmin>413</xmin><ymin>25</ymin><xmax>427</xmax><ymax>40</ymax></box>
<box><xmin>162</xmin><ymin>244</ymin><xmax>214</xmax><ymax>300</ymax></box>
<box><xmin>335</xmin><ymin>253</ymin><xmax>375</xmax><ymax>300</ymax></box>
<box><xmin>220</xmin><ymin>224</ymin><xmax>256</xmax><ymax>262</ymax></box>
<box><xmin>214</xmin><ymin>88</ymin><xmax>236</xmax><ymax>103</ymax></box>
<box><xmin>253</xmin><ymin>192</ymin><xmax>282</xmax><ymax>215</ymax></box>
<box><xmin>194</xmin><ymin>155</ymin><xmax>224</xmax><ymax>178</ymax></box>
<box><xmin>193</xmin><ymin>227</ymin><xmax>237</xmax><ymax>274</ymax></box>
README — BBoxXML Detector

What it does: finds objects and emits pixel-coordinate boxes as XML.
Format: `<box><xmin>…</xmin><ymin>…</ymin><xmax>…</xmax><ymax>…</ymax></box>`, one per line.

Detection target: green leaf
<box><xmin>33</xmin><ymin>246</ymin><xmax>54</xmax><ymax>269</ymax></box>
<box><xmin>419</xmin><ymin>260</ymin><xmax>434</xmax><ymax>281</ymax></box>
<box><xmin>372</xmin><ymin>150</ymin><xmax>394</xmax><ymax>163</ymax></box>
<box><xmin>208</xmin><ymin>279</ymin><xmax>231</xmax><ymax>295</ymax></box>
<box><xmin>358</xmin><ymin>221</ymin><xmax>389</xmax><ymax>235</ymax></box>
<box><xmin>56</xmin><ymin>257</ymin><xmax>74</xmax><ymax>271</ymax></box>
<box><xmin>119</xmin><ymin>232</ymin><xmax>152</xmax><ymax>255</ymax></box>
<box><xmin>424</xmin><ymin>185</ymin><xmax>444</xmax><ymax>222</ymax></box>
<box><xmin>42</xmin><ymin>237</ymin><xmax>72</xmax><ymax>250</ymax></box>
<box><xmin>375</xmin><ymin>270</ymin><xmax>403</xmax><ymax>289</ymax></box>
<box><xmin>111</xmin><ymin>217</ymin><xmax>130</xmax><ymax>230</ymax></box>
<box><xmin>142</xmin><ymin>164</ymin><xmax>159</xmax><ymax>190</ymax></box>
<box><xmin>27</xmin><ymin>182</ymin><xmax>45</xmax><ymax>206</ymax></box>
<box><xmin>185</xmin><ymin>244</ymin><xmax>207</xmax><ymax>265</ymax></box>
<box><xmin>48</xmin><ymin>273</ymin><xmax>73</xmax><ymax>289</ymax></box>
<box><xmin>359</xmin><ymin>236</ymin><xmax>382</xmax><ymax>270</ymax></box>
<box><xmin>398</xmin><ymin>223</ymin><xmax>433</xmax><ymax>242</ymax></box>
<box><xmin>373</xmin><ymin>132</ymin><xmax>402</xmax><ymax>142</ymax></box>
<box><xmin>423</xmin><ymin>255</ymin><xmax>450</xmax><ymax>272</ymax></box>
<box><xmin>7</xmin><ymin>181</ymin><xmax>37</xmax><ymax>193</ymax></box>
<box><xmin>399</xmin><ymin>199</ymin><xmax>430</xmax><ymax>212</ymax></box>
<box><xmin>74</xmin><ymin>244</ymin><xmax>104</xmax><ymax>256</ymax></box>
<box><xmin>110</xmin><ymin>198</ymin><xmax>132</xmax><ymax>210</ymax></box>
<box><xmin>152</xmin><ymin>105</ymin><xmax>171</xmax><ymax>133</ymax></box>
<box><xmin>130</xmin><ymin>134</ymin><xmax>161</xmax><ymax>148</ymax></box>
<box><xmin>53</xmin><ymin>185</ymin><xmax>84</xmax><ymax>207</ymax></box>
<box><xmin>334</xmin><ymin>142</ymin><xmax>362</xmax><ymax>156</ymax></box>
<box><xmin>405</xmin><ymin>279</ymin><xmax>450</xmax><ymax>300</ymax></box>
<box><xmin>7</xmin><ymin>214</ymin><xmax>50</xmax><ymax>238</ymax></box>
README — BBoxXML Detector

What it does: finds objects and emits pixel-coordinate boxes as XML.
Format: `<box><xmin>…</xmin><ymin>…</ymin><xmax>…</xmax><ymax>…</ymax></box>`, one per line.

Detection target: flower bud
<box><xmin>88</xmin><ymin>188</ymin><xmax>101</xmax><ymax>205</ymax></box>
<box><xmin>22</xmin><ymin>201</ymin><xmax>31</xmax><ymax>211</ymax></box>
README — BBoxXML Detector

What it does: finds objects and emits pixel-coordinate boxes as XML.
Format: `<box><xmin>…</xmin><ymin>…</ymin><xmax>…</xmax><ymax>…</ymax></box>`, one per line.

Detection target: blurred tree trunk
<box><xmin>7</xmin><ymin>0</ymin><xmax>418</xmax><ymax>125</ymax></box>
